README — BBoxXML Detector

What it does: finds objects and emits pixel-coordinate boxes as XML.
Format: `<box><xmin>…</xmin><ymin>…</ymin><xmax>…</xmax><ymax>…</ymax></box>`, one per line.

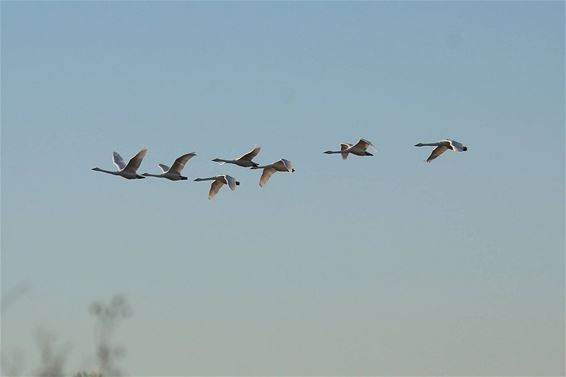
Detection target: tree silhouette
<box><xmin>89</xmin><ymin>295</ymin><xmax>131</xmax><ymax>376</ymax></box>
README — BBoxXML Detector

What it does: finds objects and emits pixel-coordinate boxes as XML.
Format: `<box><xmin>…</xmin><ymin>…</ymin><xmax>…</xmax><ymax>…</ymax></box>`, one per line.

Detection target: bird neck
<box><xmin>93</xmin><ymin>167</ymin><xmax>118</xmax><ymax>175</ymax></box>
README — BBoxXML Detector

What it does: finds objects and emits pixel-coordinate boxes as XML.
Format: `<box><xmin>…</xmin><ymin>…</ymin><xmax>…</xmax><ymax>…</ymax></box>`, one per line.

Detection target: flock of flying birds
<box><xmin>92</xmin><ymin>138</ymin><xmax>468</xmax><ymax>199</ymax></box>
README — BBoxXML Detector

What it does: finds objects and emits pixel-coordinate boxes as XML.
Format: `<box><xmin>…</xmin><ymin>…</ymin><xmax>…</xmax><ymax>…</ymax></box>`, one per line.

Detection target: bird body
<box><xmin>194</xmin><ymin>175</ymin><xmax>240</xmax><ymax>199</ymax></box>
<box><xmin>212</xmin><ymin>145</ymin><xmax>261</xmax><ymax>168</ymax></box>
<box><xmin>92</xmin><ymin>149</ymin><xmax>148</xmax><ymax>179</ymax></box>
<box><xmin>415</xmin><ymin>139</ymin><xmax>468</xmax><ymax>162</ymax></box>
<box><xmin>252</xmin><ymin>159</ymin><xmax>295</xmax><ymax>187</ymax></box>
<box><xmin>325</xmin><ymin>138</ymin><xmax>375</xmax><ymax>159</ymax></box>
<box><xmin>143</xmin><ymin>153</ymin><xmax>196</xmax><ymax>180</ymax></box>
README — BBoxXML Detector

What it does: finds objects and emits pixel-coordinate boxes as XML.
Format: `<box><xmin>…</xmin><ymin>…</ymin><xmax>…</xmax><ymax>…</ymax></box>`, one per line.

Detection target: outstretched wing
<box><xmin>449</xmin><ymin>140</ymin><xmax>465</xmax><ymax>152</ymax></box>
<box><xmin>426</xmin><ymin>146</ymin><xmax>448</xmax><ymax>162</ymax></box>
<box><xmin>170</xmin><ymin>153</ymin><xmax>196</xmax><ymax>174</ymax></box>
<box><xmin>280</xmin><ymin>159</ymin><xmax>294</xmax><ymax>172</ymax></box>
<box><xmin>271</xmin><ymin>159</ymin><xmax>293</xmax><ymax>172</ymax></box>
<box><xmin>237</xmin><ymin>145</ymin><xmax>261</xmax><ymax>161</ymax></box>
<box><xmin>340</xmin><ymin>143</ymin><xmax>351</xmax><ymax>159</ymax></box>
<box><xmin>158</xmin><ymin>164</ymin><xmax>170</xmax><ymax>173</ymax></box>
<box><xmin>209</xmin><ymin>180</ymin><xmax>224</xmax><ymax>200</ymax></box>
<box><xmin>123</xmin><ymin>148</ymin><xmax>147</xmax><ymax>173</ymax></box>
<box><xmin>259</xmin><ymin>167</ymin><xmax>276</xmax><ymax>187</ymax></box>
<box><xmin>225</xmin><ymin>175</ymin><xmax>238</xmax><ymax>190</ymax></box>
<box><xmin>352</xmin><ymin>138</ymin><xmax>373</xmax><ymax>151</ymax></box>
<box><xmin>113</xmin><ymin>152</ymin><xmax>127</xmax><ymax>171</ymax></box>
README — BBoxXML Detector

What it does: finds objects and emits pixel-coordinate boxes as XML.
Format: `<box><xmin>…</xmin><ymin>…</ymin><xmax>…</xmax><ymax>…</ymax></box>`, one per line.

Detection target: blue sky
<box><xmin>2</xmin><ymin>1</ymin><xmax>564</xmax><ymax>375</ymax></box>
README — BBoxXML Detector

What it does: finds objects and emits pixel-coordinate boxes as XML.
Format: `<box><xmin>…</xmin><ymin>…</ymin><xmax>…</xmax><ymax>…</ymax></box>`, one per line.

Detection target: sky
<box><xmin>1</xmin><ymin>1</ymin><xmax>564</xmax><ymax>376</ymax></box>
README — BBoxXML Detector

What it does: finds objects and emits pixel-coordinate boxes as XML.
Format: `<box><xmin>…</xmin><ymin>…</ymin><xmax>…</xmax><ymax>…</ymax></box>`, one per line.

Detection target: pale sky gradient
<box><xmin>1</xmin><ymin>1</ymin><xmax>564</xmax><ymax>376</ymax></box>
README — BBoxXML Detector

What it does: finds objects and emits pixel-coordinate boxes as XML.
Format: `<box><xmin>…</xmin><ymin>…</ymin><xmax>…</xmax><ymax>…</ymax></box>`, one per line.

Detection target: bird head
<box><xmin>463</xmin><ymin>146</ymin><xmax>468</xmax><ymax>151</ymax></box>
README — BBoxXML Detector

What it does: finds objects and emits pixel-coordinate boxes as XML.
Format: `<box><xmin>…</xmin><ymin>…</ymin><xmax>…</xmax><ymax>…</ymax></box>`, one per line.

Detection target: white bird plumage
<box><xmin>92</xmin><ymin>148</ymin><xmax>148</xmax><ymax>179</ymax></box>
<box><xmin>194</xmin><ymin>175</ymin><xmax>240</xmax><ymax>199</ymax></box>
<box><xmin>142</xmin><ymin>152</ymin><xmax>196</xmax><ymax>180</ymax></box>
<box><xmin>324</xmin><ymin>138</ymin><xmax>375</xmax><ymax>160</ymax></box>
<box><xmin>251</xmin><ymin>159</ymin><xmax>295</xmax><ymax>187</ymax></box>
<box><xmin>212</xmin><ymin>145</ymin><xmax>261</xmax><ymax>168</ymax></box>
<box><xmin>414</xmin><ymin>139</ymin><xmax>468</xmax><ymax>162</ymax></box>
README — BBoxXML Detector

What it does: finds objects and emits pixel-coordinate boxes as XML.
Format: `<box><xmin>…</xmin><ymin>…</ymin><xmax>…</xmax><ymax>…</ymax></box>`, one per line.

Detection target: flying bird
<box><xmin>92</xmin><ymin>148</ymin><xmax>148</xmax><ymax>179</ymax></box>
<box><xmin>324</xmin><ymin>138</ymin><xmax>375</xmax><ymax>159</ymax></box>
<box><xmin>194</xmin><ymin>175</ymin><xmax>240</xmax><ymax>199</ymax></box>
<box><xmin>212</xmin><ymin>145</ymin><xmax>261</xmax><ymax>168</ymax></box>
<box><xmin>414</xmin><ymin>139</ymin><xmax>468</xmax><ymax>162</ymax></box>
<box><xmin>142</xmin><ymin>153</ymin><xmax>196</xmax><ymax>180</ymax></box>
<box><xmin>251</xmin><ymin>159</ymin><xmax>295</xmax><ymax>187</ymax></box>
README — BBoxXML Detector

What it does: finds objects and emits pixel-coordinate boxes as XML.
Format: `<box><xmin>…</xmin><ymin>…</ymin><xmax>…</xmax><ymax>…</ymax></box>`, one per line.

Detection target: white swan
<box><xmin>142</xmin><ymin>153</ymin><xmax>196</xmax><ymax>181</ymax></box>
<box><xmin>251</xmin><ymin>159</ymin><xmax>295</xmax><ymax>187</ymax></box>
<box><xmin>414</xmin><ymin>139</ymin><xmax>468</xmax><ymax>162</ymax></box>
<box><xmin>194</xmin><ymin>175</ymin><xmax>240</xmax><ymax>199</ymax></box>
<box><xmin>92</xmin><ymin>148</ymin><xmax>147</xmax><ymax>179</ymax></box>
<box><xmin>212</xmin><ymin>145</ymin><xmax>261</xmax><ymax>168</ymax></box>
<box><xmin>324</xmin><ymin>138</ymin><xmax>375</xmax><ymax>159</ymax></box>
